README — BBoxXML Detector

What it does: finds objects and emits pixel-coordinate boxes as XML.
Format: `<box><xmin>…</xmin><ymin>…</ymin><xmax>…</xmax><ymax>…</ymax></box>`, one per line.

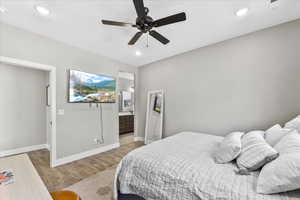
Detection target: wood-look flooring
<box><xmin>28</xmin><ymin>135</ymin><xmax>143</xmax><ymax>192</ymax></box>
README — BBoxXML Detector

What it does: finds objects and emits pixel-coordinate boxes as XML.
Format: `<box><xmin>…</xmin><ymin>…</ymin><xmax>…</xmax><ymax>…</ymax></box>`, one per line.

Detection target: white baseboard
<box><xmin>45</xmin><ymin>144</ymin><xmax>50</xmax><ymax>151</ymax></box>
<box><xmin>53</xmin><ymin>143</ymin><xmax>120</xmax><ymax>167</ymax></box>
<box><xmin>0</xmin><ymin>144</ymin><xmax>49</xmax><ymax>158</ymax></box>
<box><xmin>134</xmin><ymin>137</ymin><xmax>144</xmax><ymax>142</ymax></box>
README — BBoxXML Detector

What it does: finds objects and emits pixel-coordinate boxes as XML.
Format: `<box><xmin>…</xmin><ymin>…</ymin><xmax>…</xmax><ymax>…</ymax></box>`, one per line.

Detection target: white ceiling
<box><xmin>0</xmin><ymin>0</ymin><xmax>300</xmax><ymax>67</ymax></box>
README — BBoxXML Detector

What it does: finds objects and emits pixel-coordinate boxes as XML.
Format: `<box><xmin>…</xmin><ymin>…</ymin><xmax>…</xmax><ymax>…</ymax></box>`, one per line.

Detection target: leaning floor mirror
<box><xmin>145</xmin><ymin>90</ymin><xmax>164</xmax><ymax>144</ymax></box>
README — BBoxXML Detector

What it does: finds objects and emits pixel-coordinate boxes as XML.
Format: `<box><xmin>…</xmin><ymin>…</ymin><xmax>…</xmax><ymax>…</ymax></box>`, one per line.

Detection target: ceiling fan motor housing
<box><xmin>136</xmin><ymin>14</ymin><xmax>154</xmax><ymax>33</ymax></box>
<box><xmin>102</xmin><ymin>0</ymin><xmax>187</xmax><ymax>45</ymax></box>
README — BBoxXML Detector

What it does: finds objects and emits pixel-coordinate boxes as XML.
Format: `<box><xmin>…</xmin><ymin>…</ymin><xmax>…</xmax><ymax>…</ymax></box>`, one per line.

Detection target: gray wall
<box><xmin>0</xmin><ymin>22</ymin><xmax>137</xmax><ymax>159</ymax></box>
<box><xmin>0</xmin><ymin>63</ymin><xmax>47</xmax><ymax>151</ymax></box>
<box><xmin>137</xmin><ymin>19</ymin><xmax>300</xmax><ymax>138</ymax></box>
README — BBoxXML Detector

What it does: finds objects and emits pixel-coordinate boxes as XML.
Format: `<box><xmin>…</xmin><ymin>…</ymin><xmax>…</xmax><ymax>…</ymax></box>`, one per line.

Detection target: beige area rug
<box><xmin>65</xmin><ymin>167</ymin><xmax>116</xmax><ymax>200</ymax></box>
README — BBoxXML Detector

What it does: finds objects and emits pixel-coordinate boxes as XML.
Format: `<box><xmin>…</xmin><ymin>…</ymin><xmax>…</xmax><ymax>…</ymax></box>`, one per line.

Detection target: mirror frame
<box><xmin>145</xmin><ymin>90</ymin><xmax>164</xmax><ymax>144</ymax></box>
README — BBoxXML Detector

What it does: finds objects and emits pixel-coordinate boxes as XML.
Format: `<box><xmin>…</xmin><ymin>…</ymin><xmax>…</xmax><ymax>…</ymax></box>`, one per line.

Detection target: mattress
<box><xmin>114</xmin><ymin>132</ymin><xmax>300</xmax><ymax>200</ymax></box>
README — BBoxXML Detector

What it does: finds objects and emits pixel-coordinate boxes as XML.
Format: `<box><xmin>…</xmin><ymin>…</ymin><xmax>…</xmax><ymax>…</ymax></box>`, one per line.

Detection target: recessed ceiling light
<box><xmin>236</xmin><ymin>8</ymin><xmax>249</xmax><ymax>17</ymax></box>
<box><xmin>0</xmin><ymin>6</ymin><xmax>7</xmax><ymax>13</ymax></box>
<box><xmin>135</xmin><ymin>51</ymin><xmax>142</xmax><ymax>56</ymax></box>
<box><xmin>35</xmin><ymin>5</ymin><xmax>50</xmax><ymax>16</ymax></box>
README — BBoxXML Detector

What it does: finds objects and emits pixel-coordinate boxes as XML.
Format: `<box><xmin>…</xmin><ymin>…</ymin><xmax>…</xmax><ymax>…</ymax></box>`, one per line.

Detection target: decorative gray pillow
<box><xmin>284</xmin><ymin>115</ymin><xmax>300</xmax><ymax>132</ymax></box>
<box><xmin>265</xmin><ymin>124</ymin><xmax>291</xmax><ymax>146</ymax></box>
<box><xmin>214</xmin><ymin>131</ymin><xmax>244</xmax><ymax>164</ymax></box>
<box><xmin>257</xmin><ymin>130</ymin><xmax>300</xmax><ymax>194</ymax></box>
<box><xmin>236</xmin><ymin>130</ymin><xmax>279</xmax><ymax>171</ymax></box>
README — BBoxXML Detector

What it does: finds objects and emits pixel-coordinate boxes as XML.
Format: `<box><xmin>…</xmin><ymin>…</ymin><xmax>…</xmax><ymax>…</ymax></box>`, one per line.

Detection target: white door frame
<box><xmin>0</xmin><ymin>56</ymin><xmax>57</xmax><ymax>167</ymax></box>
<box><xmin>118</xmin><ymin>71</ymin><xmax>138</xmax><ymax>140</ymax></box>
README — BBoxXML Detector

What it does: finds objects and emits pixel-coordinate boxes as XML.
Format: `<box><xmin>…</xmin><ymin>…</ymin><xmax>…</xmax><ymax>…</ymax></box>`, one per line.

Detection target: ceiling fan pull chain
<box><xmin>147</xmin><ymin>33</ymin><xmax>149</xmax><ymax>48</ymax></box>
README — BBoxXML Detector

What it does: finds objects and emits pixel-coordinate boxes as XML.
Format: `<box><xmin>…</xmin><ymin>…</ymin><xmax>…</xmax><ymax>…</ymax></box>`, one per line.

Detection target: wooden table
<box><xmin>0</xmin><ymin>154</ymin><xmax>52</xmax><ymax>200</ymax></box>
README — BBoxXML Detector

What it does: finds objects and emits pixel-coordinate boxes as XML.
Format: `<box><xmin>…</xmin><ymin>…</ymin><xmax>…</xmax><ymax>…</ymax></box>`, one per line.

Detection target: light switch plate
<box><xmin>58</xmin><ymin>109</ymin><xmax>65</xmax><ymax>115</ymax></box>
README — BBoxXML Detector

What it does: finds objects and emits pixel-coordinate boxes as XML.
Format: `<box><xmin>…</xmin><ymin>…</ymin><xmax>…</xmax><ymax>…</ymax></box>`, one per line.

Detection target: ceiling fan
<box><xmin>101</xmin><ymin>0</ymin><xmax>187</xmax><ymax>46</ymax></box>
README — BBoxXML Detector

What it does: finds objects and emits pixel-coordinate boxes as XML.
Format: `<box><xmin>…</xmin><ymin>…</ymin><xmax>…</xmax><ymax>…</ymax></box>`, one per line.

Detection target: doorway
<box><xmin>0</xmin><ymin>56</ymin><xmax>56</xmax><ymax>167</ymax></box>
<box><xmin>118</xmin><ymin>71</ymin><xmax>135</xmax><ymax>145</ymax></box>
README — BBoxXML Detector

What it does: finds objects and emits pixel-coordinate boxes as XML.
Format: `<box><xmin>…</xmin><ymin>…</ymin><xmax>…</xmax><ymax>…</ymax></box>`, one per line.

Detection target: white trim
<box><xmin>0</xmin><ymin>56</ymin><xmax>57</xmax><ymax>168</ymax></box>
<box><xmin>45</xmin><ymin>144</ymin><xmax>50</xmax><ymax>150</ymax></box>
<box><xmin>134</xmin><ymin>137</ymin><xmax>144</xmax><ymax>142</ymax></box>
<box><xmin>49</xmin><ymin>69</ymin><xmax>57</xmax><ymax>167</ymax></box>
<box><xmin>53</xmin><ymin>143</ymin><xmax>120</xmax><ymax>167</ymax></box>
<box><xmin>0</xmin><ymin>144</ymin><xmax>49</xmax><ymax>158</ymax></box>
<box><xmin>118</xmin><ymin>71</ymin><xmax>138</xmax><ymax>141</ymax></box>
<box><xmin>0</xmin><ymin>56</ymin><xmax>56</xmax><ymax>71</ymax></box>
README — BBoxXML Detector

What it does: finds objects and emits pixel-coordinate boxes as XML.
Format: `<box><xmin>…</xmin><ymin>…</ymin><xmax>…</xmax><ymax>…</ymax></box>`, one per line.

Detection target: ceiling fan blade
<box><xmin>153</xmin><ymin>12</ymin><xmax>186</xmax><ymax>27</ymax></box>
<box><xmin>149</xmin><ymin>30</ymin><xmax>170</xmax><ymax>45</ymax></box>
<box><xmin>128</xmin><ymin>32</ymin><xmax>143</xmax><ymax>45</ymax></box>
<box><xmin>133</xmin><ymin>0</ymin><xmax>146</xmax><ymax>18</ymax></box>
<box><xmin>102</xmin><ymin>20</ymin><xmax>134</xmax><ymax>27</ymax></box>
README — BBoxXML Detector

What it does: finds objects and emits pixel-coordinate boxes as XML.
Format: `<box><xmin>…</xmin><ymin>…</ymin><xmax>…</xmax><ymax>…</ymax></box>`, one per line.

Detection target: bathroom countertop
<box><xmin>119</xmin><ymin>112</ymin><xmax>134</xmax><ymax>116</ymax></box>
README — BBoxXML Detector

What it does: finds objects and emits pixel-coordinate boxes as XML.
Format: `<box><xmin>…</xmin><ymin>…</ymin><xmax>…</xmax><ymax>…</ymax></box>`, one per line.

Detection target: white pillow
<box><xmin>284</xmin><ymin>115</ymin><xmax>300</xmax><ymax>132</ymax></box>
<box><xmin>236</xmin><ymin>130</ymin><xmax>278</xmax><ymax>171</ymax></box>
<box><xmin>214</xmin><ymin>132</ymin><xmax>244</xmax><ymax>164</ymax></box>
<box><xmin>257</xmin><ymin>130</ymin><xmax>300</xmax><ymax>194</ymax></box>
<box><xmin>265</xmin><ymin>124</ymin><xmax>291</xmax><ymax>146</ymax></box>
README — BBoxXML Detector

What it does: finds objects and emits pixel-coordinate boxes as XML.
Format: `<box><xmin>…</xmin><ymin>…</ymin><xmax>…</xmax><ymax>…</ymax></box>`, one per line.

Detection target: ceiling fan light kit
<box><xmin>102</xmin><ymin>0</ymin><xmax>187</xmax><ymax>46</ymax></box>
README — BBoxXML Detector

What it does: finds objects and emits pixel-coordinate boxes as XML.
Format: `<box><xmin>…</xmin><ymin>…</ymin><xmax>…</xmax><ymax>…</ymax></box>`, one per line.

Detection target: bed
<box><xmin>114</xmin><ymin>132</ymin><xmax>300</xmax><ymax>200</ymax></box>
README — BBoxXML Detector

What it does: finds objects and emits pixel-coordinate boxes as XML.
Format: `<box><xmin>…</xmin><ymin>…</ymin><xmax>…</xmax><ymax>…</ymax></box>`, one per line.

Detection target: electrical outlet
<box><xmin>57</xmin><ymin>109</ymin><xmax>65</xmax><ymax>115</ymax></box>
<box><xmin>94</xmin><ymin>138</ymin><xmax>101</xmax><ymax>144</ymax></box>
<box><xmin>270</xmin><ymin>0</ymin><xmax>280</xmax><ymax>9</ymax></box>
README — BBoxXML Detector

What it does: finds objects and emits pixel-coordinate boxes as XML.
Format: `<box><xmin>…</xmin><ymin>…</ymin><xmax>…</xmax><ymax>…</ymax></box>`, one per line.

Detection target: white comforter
<box><xmin>115</xmin><ymin>132</ymin><xmax>300</xmax><ymax>200</ymax></box>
